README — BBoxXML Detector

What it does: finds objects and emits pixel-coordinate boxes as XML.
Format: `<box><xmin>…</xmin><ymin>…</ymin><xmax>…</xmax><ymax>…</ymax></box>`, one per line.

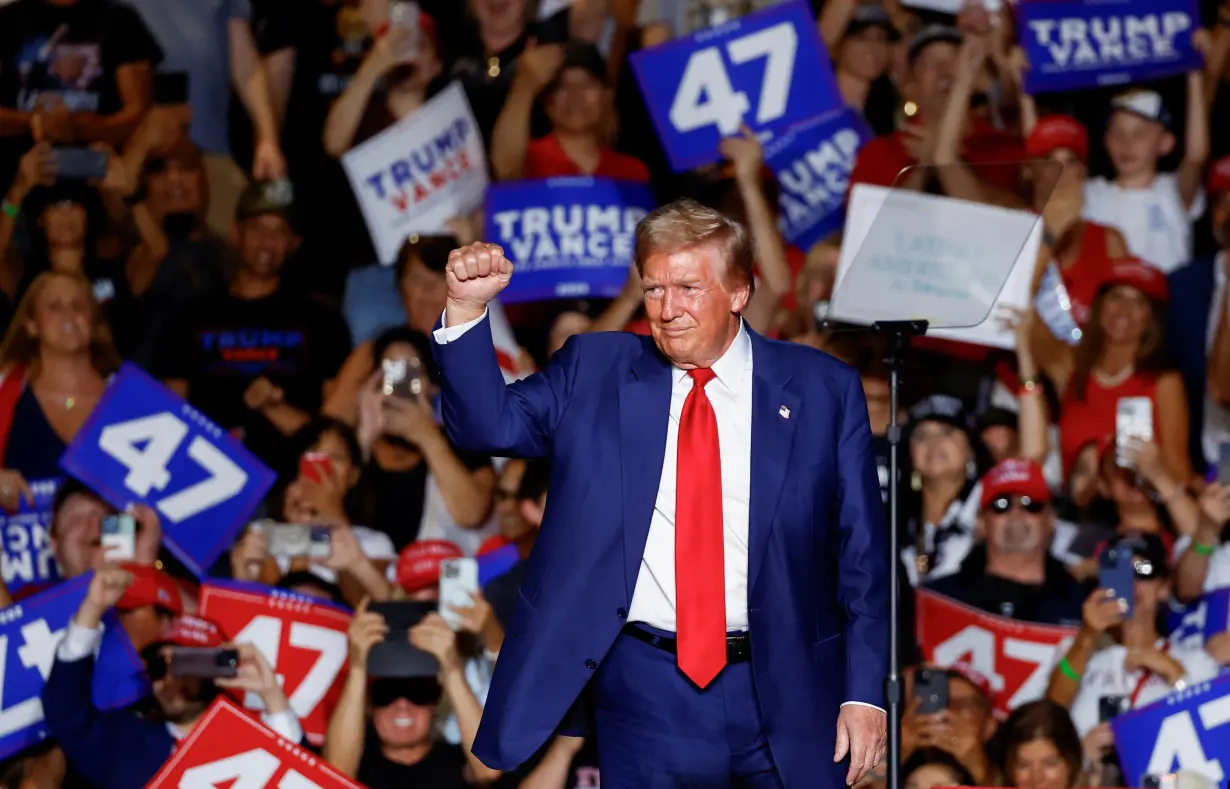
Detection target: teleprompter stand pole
<box><xmin>871</xmin><ymin>319</ymin><xmax>928</xmax><ymax>789</ymax></box>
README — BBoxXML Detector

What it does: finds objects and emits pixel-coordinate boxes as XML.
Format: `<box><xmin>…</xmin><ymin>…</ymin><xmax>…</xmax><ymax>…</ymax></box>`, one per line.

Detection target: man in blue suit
<box><xmin>432</xmin><ymin>199</ymin><xmax>889</xmax><ymax>788</ymax></box>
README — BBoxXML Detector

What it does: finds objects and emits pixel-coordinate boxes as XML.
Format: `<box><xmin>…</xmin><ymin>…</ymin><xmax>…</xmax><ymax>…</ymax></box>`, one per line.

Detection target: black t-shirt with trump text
<box><xmin>152</xmin><ymin>288</ymin><xmax>352</xmax><ymax>467</ymax></box>
<box><xmin>358</xmin><ymin>739</ymin><xmax>468</xmax><ymax>789</ymax></box>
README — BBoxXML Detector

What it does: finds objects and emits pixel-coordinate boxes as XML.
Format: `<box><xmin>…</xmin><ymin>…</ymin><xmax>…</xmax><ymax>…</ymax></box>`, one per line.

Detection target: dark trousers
<box><xmin>592</xmin><ymin>625</ymin><xmax>785</xmax><ymax>789</ymax></box>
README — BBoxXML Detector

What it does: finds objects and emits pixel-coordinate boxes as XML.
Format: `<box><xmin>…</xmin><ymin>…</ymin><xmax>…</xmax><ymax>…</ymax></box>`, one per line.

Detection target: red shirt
<box><xmin>849</xmin><ymin>119</ymin><xmax>1024</xmax><ymax>195</ymax></box>
<box><xmin>524</xmin><ymin>134</ymin><xmax>651</xmax><ymax>182</ymax></box>
<box><xmin>1060</xmin><ymin>222</ymin><xmax>1116</xmax><ymax>326</ymax></box>
<box><xmin>1059</xmin><ymin>372</ymin><xmax>1160</xmax><ymax>474</ymax></box>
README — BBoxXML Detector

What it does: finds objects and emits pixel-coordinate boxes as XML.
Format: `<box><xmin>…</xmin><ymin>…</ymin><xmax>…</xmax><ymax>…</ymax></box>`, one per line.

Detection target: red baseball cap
<box><xmin>396</xmin><ymin>539</ymin><xmax>464</xmax><ymax>593</ymax></box>
<box><xmin>116</xmin><ymin>564</ymin><xmax>183</xmax><ymax>615</ymax></box>
<box><xmin>1208</xmin><ymin>156</ymin><xmax>1230</xmax><ymax>198</ymax></box>
<box><xmin>979</xmin><ymin>458</ymin><xmax>1051</xmax><ymax>509</ymax></box>
<box><xmin>1026</xmin><ymin>115</ymin><xmax>1088</xmax><ymax>163</ymax></box>
<box><xmin>1103</xmin><ymin>256</ymin><xmax>1168</xmax><ymax>304</ymax></box>
<box><xmin>947</xmin><ymin>660</ymin><xmax>996</xmax><ymax>706</ymax></box>
<box><xmin>156</xmin><ymin>615</ymin><xmax>224</xmax><ymax>648</ymax></box>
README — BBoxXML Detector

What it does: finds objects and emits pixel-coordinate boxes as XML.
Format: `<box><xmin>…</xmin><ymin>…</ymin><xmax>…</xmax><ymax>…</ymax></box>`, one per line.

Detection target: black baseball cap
<box><xmin>550</xmin><ymin>41</ymin><xmax>606</xmax><ymax>86</ymax></box>
<box><xmin>907</xmin><ymin>24</ymin><xmax>962</xmax><ymax>64</ymax></box>
<box><xmin>846</xmin><ymin>4</ymin><xmax>900</xmax><ymax>41</ymax></box>
<box><xmin>235</xmin><ymin>179</ymin><xmax>298</xmax><ymax>229</ymax></box>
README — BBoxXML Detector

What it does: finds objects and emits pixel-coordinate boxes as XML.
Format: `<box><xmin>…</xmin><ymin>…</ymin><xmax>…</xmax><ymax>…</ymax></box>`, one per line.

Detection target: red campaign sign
<box><xmin>144</xmin><ymin>698</ymin><xmax>363</xmax><ymax>789</ymax></box>
<box><xmin>199</xmin><ymin>583</ymin><xmax>351</xmax><ymax>746</ymax></box>
<box><xmin>915</xmin><ymin>589</ymin><xmax>1078</xmax><ymax>717</ymax></box>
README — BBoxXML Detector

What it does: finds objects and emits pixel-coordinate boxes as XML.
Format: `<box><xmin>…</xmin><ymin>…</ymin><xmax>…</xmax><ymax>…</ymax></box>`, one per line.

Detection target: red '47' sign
<box><xmin>199</xmin><ymin>582</ymin><xmax>351</xmax><ymax>745</ymax></box>
<box><xmin>915</xmin><ymin>589</ymin><xmax>1078</xmax><ymax>717</ymax></box>
<box><xmin>144</xmin><ymin>698</ymin><xmax>363</xmax><ymax>789</ymax></box>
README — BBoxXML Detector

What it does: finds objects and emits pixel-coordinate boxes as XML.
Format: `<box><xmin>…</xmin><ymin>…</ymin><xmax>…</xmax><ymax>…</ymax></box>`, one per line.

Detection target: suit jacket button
<box><xmin>585</xmin><ymin>659</ymin><xmax>597</xmax><ymax>670</ymax></box>
<box><xmin>617</xmin><ymin>607</ymin><xmax>628</xmax><ymax>618</ymax></box>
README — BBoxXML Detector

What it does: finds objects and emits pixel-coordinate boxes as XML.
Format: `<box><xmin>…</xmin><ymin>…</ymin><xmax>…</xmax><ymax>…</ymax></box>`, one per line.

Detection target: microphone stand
<box><xmin>871</xmin><ymin>319</ymin><xmax>928</xmax><ymax>789</ymax></box>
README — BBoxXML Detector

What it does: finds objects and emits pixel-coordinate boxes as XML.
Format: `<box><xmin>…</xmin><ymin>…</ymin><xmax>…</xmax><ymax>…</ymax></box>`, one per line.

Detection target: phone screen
<box><xmin>1218</xmin><ymin>443</ymin><xmax>1230</xmax><ymax>486</ymax></box>
<box><xmin>101</xmin><ymin>513</ymin><xmax>136</xmax><ymax>561</ymax></box>
<box><xmin>169</xmin><ymin>647</ymin><xmax>239</xmax><ymax>678</ymax></box>
<box><xmin>299</xmin><ymin>452</ymin><xmax>334</xmax><ymax>485</ymax></box>
<box><xmin>438</xmin><ymin>558</ymin><xmax>479</xmax><ymax>631</ymax></box>
<box><xmin>54</xmin><ymin>147</ymin><xmax>108</xmax><ymax>181</ymax></box>
<box><xmin>1115</xmin><ymin>397</ymin><xmax>1153</xmax><ymax>469</ymax></box>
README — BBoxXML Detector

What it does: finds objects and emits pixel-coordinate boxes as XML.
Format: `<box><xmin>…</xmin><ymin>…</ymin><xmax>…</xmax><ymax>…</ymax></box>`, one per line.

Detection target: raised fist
<box><xmin>445</xmin><ymin>242</ymin><xmax>515</xmax><ymax>324</ymax></box>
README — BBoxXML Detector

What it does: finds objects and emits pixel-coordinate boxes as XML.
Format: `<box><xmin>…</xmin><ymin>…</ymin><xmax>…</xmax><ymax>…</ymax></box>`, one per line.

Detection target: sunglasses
<box><xmin>370</xmin><ymin>677</ymin><xmax>442</xmax><ymax>708</ymax></box>
<box><xmin>988</xmin><ymin>495</ymin><xmax>1047</xmax><ymax>515</ymax></box>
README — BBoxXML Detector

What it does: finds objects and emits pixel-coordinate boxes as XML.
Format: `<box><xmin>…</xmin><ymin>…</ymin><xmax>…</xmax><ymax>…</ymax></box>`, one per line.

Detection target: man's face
<box><xmin>641</xmin><ymin>245</ymin><xmax>749</xmax><ymax>369</ymax></box>
<box><xmin>51</xmin><ymin>492</ymin><xmax>108</xmax><ymax>578</ymax></box>
<box><xmin>372</xmin><ymin>697</ymin><xmax>436</xmax><ymax>747</ymax></box>
<box><xmin>150</xmin><ymin>647</ymin><xmax>208</xmax><ymax>724</ymax></box>
<box><xmin>908</xmin><ymin>42</ymin><xmax>958</xmax><ymax>118</ymax></box>
<box><xmin>546</xmin><ymin>68</ymin><xmax>604</xmax><ymax>136</ymax></box>
<box><xmin>1105</xmin><ymin>111</ymin><xmax>1171</xmax><ymax>179</ymax></box>
<box><xmin>40</xmin><ymin>202</ymin><xmax>86</xmax><ymax>248</ymax></box>
<box><xmin>983</xmin><ymin>495</ymin><xmax>1051</xmax><ymax>557</ymax></box>
<box><xmin>496</xmin><ymin>460</ymin><xmax>528</xmax><ymax>539</ymax></box>
<box><xmin>120</xmin><ymin>606</ymin><xmax>174</xmax><ymax>652</ymax></box>
<box><xmin>147</xmin><ymin>160</ymin><xmax>204</xmax><ymax>218</ymax></box>
<box><xmin>399</xmin><ymin>257</ymin><xmax>448</xmax><ymax>336</ymax></box>
<box><xmin>235</xmin><ymin>214</ymin><xmax>296</xmax><ymax>279</ymax></box>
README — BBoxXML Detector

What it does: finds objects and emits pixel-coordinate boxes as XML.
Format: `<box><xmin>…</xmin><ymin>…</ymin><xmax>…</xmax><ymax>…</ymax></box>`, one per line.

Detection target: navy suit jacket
<box><xmin>432</xmin><ymin>317</ymin><xmax>890</xmax><ymax>787</ymax></box>
<box><xmin>1165</xmin><ymin>256</ymin><xmax>1216</xmax><ymax>473</ymax></box>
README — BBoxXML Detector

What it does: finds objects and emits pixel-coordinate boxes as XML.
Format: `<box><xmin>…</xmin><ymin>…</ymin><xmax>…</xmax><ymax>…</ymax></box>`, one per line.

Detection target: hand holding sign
<box><xmin>719</xmin><ymin>125</ymin><xmax>764</xmax><ymax>183</ymax></box>
<box><xmin>0</xmin><ymin>471</ymin><xmax>33</xmax><ymax>515</ymax></box>
<box><xmin>446</xmin><ymin>242</ymin><xmax>515</xmax><ymax>323</ymax></box>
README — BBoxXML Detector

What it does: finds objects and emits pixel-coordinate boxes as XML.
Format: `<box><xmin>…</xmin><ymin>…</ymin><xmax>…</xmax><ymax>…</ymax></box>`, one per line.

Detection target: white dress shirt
<box><xmin>56</xmin><ymin>621</ymin><xmax>305</xmax><ymax>744</ymax></box>
<box><xmin>435</xmin><ymin>310</ymin><xmax>882</xmax><ymax>712</ymax></box>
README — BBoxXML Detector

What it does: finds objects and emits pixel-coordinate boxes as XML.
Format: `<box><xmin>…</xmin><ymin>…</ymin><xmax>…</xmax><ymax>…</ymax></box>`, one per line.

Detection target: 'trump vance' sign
<box><xmin>1017</xmin><ymin>0</ymin><xmax>1201</xmax><ymax>94</ymax></box>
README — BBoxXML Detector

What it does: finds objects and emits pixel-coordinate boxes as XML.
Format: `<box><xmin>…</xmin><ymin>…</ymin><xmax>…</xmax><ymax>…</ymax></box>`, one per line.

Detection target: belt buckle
<box><xmin>726</xmin><ymin>634</ymin><xmax>750</xmax><ymax>662</ymax></box>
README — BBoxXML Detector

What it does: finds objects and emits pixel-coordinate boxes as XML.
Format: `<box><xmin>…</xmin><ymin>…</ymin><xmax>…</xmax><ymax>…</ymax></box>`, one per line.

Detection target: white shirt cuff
<box><xmin>431</xmin><ymin>308</ymin><xmax>488</xmax><ymax>344</ymax></box>
<box><xmin>841</xmin><ymin>701</ymin><xmax>887</xmax><ymax>714</ymax></box>
<box><xmin>57</xmin><ymin>620</ymin><xmax>104</xmax><ymax>662</ymax></box>
<box><xmin>262</xmin><ymin>709</ymin><xmax>304</xmax><ymax>744</ymax></box>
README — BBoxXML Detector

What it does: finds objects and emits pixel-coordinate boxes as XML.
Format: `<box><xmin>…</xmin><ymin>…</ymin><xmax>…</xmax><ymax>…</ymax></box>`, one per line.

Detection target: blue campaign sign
<box><xmin>0</xmin><ymin>575</ymin><xmax>147</xmax><ymax>760</ymax></box>
<box><xmin>485</xmin><ymin>177</ymin><xmax>656</xmax><ymax>304</ymax></box>
<box><xmin>1</xmin><ymin>479</ymin><xmax>61</xmax><ymax>598</ymax></box>
<box><xmin>1167</xmin><ymin>590</ymin><xmax>1230</xmax><ymax>649</ymax></box>
<box><xmin>1017</xmin><ymin>0</ymin><xmax>1202</xmax><ymax>94</ymax></box>
<box><xmin>60</xmin><ymin>364</ymin><xmax>276</xmax><ymax>576</ymax></box>
<box><xmin>630</xmin><ymin>0</ymin><xmax>841</xmax><ymax>171</ymax></box>
<box><xmin>1112</xmin><ymin>675</ymin><xmax>1230</xmax><ymax>787</ymax></box>
<box><xmin>765</xmin><ymin>107</ymin><xmax>871</xmax><ymax>251</ymax></box>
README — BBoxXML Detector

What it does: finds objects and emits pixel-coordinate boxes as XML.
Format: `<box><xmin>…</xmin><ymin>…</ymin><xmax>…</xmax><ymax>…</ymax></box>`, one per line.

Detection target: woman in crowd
<box><xmin>902</xmin><ymin>747</ymin><xmax>976</xmax><ymax>789</ymax></box>
<box><xmin>0</xmin><ymin>272</ymin><xmax>120</xmax><ymax>506</ymax></box>
<box><xmin>900</xmin><ymin>394</ymin><xmax>990</xmax><ymax>585</ymax></box>
<box><xmin>354</xmin><ymin>327</ymin><xmax>496</xmax><ymax>553</ymax></box>
<box><xmin>997</xmin><ymin>700</ymin><xmax>1085</xmax><ymax>789</ymax></box>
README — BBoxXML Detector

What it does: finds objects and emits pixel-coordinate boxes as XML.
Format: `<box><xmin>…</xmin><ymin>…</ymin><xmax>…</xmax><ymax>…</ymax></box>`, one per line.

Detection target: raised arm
<box><xmin>433</xmin><ymin>243</ymin><xmax>579</xmax><ymax>457</ymax></box>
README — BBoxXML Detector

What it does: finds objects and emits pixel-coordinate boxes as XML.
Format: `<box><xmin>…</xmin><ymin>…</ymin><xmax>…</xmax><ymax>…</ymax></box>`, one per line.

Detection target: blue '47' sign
<box><xmin>1112</xmin><ymin>675</ymin><xmax>1230</xmax><ymax>788</ymax></box>
<box><xmin>630</xmin><ymin>0</ymin><xmax>841</xmax><ymax>171</ymax></box>
<box><xmin>60</xmin><ymin>364</ymin><xmax>275</xmax><ymax>576</ymax></box>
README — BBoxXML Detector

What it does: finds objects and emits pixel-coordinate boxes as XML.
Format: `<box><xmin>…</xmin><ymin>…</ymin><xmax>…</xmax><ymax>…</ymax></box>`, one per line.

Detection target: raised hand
<box><xmin>78</xmin><ymin>565</ymin><xmax>135</xmax><ymax>628</ymax></box>
<box><xmin>445</xmin><ymin>242</ymin><xmax>515</xmax><ymax>325</ymax></box>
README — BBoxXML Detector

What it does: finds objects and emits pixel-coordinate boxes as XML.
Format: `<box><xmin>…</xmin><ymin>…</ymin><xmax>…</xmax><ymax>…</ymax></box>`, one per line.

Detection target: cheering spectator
<box><xmin>0</xmin><ymin>0</ymin><xmax>163</xmax><ymax>150</ymax></box>
<box><xmin>44</xmin><ymin>567</ymin><xmax>303</xmax><ymax>789</ymax></box>
<box><xmin>322</xmin><ymin>9</ymin><xmax>443</xmax><ymax>158</ymax></box>
<box><xmin>819</xmin><ymin>2</ymin><xmax>900</xmax><ymax>136</ymax></box>
<box><xmin>0</xmin><ymin>271</ymin><xmax>118</xmax><ymax>482</ymax></box>
<box><xmin>324</xmin><ymin>599</ymin><xmax>498</xmax><ymax>787</ymax></box>
<box><xmin>1083</xmin><ymin>83</ymin><xmax>1209</xmax><ymax>275</ymax></box>
<box><xmin>997</xmin><ymin>700</ymin><xmax>1085</xmax><ymax>789</ymax></box>
<box><xmin>1168</xmin><ymin>156</ymin><xmax>1230</xmax><ymax>473</ymax></box>
<box><xmin>1062</xmin><ymin>535</ymin><xmax>1219</xmax><ymax>740</ymax></box>
<box><xmin>901</xmin><ymin>665</ymin><xmax>997</xmax><ymax>784</ymax></box>
<box><xmin>483</xmin><ymin>458</ymin><xmax>548</xmax><ymax>630</ymax></box>
<box><xmin>491</xmin><ymin>40</ymin><xmax>647</xmax><ymax>182</ymax></box>
<box><xmin>902</xmin><ymin>747</ymin><xmax>976</xmax><ymax>789</ymax></box>
<box><xmin>153</xmin><ymin>179</ymin><xmax>352</xmax><ymax>468</ymax></box>
<box><xmin>899</xmin><ymin>395</ymin><xmax>986</xmax><ymax>585</ymax></box>
<box><xmin>47</xmin><ymin>480</ymin><xmax>160</xmax><ymax>580</ymax></box>
<box><xmin>927</xmin><ymin>459</ymin><xmax>1085</xmax><ymax>625</ymax></box>
<box><xmin>1174</xmin><ymin>482</ymin><xmax>1230</xmax><ymax>601</ymax></box>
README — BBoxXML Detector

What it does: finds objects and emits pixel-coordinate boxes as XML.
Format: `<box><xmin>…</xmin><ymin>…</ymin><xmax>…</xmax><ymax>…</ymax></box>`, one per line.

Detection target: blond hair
<box><xmin>634</xmin><ymin>199</ymin><xmax>755</xmax><ymax>295</ymax></box>
<box><xmin>0</xmin><ymin>271</ymin><xmax>122</xmax><ymax>377</ymax></box>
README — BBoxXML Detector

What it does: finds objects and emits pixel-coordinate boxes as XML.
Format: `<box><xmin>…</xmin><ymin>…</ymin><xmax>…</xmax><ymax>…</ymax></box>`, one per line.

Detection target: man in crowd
<box><xmin>484</xmin><ymin>458</ymin><xmax>549</xmax><ymax>632</ymax></box>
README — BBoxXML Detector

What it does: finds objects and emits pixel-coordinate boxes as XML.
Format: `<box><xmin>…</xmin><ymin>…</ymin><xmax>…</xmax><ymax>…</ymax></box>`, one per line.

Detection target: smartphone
<box><xmin>54</xmin><ymin>147</ymin><xmax>108</xmax><ymax>181</ymax></box>
<box><xmin>1218</xmin><ymin>443</ymin><xmax>1230</xmax><ymax>486</ymax></box>
<box><xmin>153</xmin><ymin>71</ymin><xmax>189</xmax><ymax>105</ymax></box>
<box><xmin>1099</xmin><ymin>545</ymin><xmax>1135</xmax><ymax>619</ymax></box>
<box><xmin>266</xmin><ymin>523</ymin><xmax>331</xmax><ymax>559</ymax></box>
<box><xmin>1099</xmin><ymin>694</ymin><xmax>1128</xmax><ymax>722</ymax></box>
<box><xmin>388</xmin><ymin>1</ymin><xmax>422</xmax><ymax>61</ymax></box>
<box><xmin>1033</xmin><ymin>263</ymin><xmax>1082</xmax><ymax>346</ymax></box>
<box><xmin>438</xmin><ymin>557</ymin><xmax>479</xmax><ymax>631</ymax></box>
<box><xmin>368</xmin><ymin>601</ymin><xmax>440</xmax><ymax>677</ymax></box>
<box><xmin>169</xmin><ymin>647</ymin><xmax>240</xmax><ymax>678</ymax></box>
<box><xmin>382</xmin><ymin>358</ymin><xmax>424</xmax><ymax>401</ymax></box>
<box><xmin>914</xmin><ymin>668</ymin><xmax>949</xmax><ymax>715</ymax></box>
<box><xmin>101</xmin><ymin>513</ymin><xmax>136</xmax><ymax>562</ymax></box>
<box><xmin>1116</xmin><ymin>397</ymin><xmax>1154</xmax><ymax>469</ymax></box>
<box><xmin>299</xmin><ymin>452</ymin><xmax>334</xmax><ymax>485</ymax></box>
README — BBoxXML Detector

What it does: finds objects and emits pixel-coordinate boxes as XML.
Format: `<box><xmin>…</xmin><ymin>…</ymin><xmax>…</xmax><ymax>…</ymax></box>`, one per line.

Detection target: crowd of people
<box><xmin>0</xmin><ymin>0</ymin><xmax>1228</xmax><ymax>786</ymax></box>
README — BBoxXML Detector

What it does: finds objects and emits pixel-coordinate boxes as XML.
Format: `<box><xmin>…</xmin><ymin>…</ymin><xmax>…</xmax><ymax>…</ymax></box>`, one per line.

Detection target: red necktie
<box><xmin>675</xmin><ymin>368</ymin><xmax>726</xmax><ymax>688</ymax></box>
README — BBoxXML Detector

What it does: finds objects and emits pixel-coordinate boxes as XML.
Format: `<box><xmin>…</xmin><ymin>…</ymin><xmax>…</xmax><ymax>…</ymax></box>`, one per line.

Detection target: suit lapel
<box><xmin>619</xmin><ymin>346</ymin><xmax>673</xmax><ymax>600</ymax></box>
<box><xmin>747</xmin><ymin>330</ymin><xmax>799</xmax><ymax>597</ymax></box>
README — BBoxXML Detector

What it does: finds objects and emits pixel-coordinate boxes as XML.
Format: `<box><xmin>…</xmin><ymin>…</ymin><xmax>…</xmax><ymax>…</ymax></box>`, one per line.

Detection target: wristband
<box><xmin>1019</xmin><ymin>378</ymin><xmax>1040</xmax><ymax>395</ymax></box>
<box><xmin>1058</xmin><ymin>656</ymin><xmax>1082</xmax><ymax>682</ymax></box>
<box><xmin>0</xmin><ymin>201</ymin><xmax>17</xmax><ymax>219</ymax></box>
<box><xmin>1192</xmin><ymin>542</ymin><xmax>1217</xmax><ymax>557</ymax></box>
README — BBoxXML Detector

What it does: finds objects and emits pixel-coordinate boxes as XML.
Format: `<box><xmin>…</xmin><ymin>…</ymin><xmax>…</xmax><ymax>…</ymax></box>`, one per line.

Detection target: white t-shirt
<box><xmin>1200</xmin><ymin>543</ymin><xmax>1230</xmax><ymax>592</ymax></box>
<box><xmin>1082</xmin><ymin>173</ymin><xmax>1205</xmax><ymax>274</ymax></box>
<box><xmin>1069</xmin><ymin>641</ymin><xmax>1222</xmax><ymax>736</ymax></box>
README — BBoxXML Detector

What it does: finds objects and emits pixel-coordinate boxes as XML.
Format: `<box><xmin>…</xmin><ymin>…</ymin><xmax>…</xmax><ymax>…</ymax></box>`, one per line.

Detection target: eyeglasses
<box><xmin>988</xmin><ymin>495</ymin><xmax>1047</xmax><ymax>515</ymax></box>
<box><xmin>370</xmin><ymin>677</ymin><xmax>442</xmax><ymax>707</ymax></box>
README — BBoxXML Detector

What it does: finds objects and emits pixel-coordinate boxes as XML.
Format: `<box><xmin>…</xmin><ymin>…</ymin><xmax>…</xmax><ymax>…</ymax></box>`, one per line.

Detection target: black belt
<box><xmin>623</xmin><ymin>625</ymin><xmax>752</xmax><ymax>664</ymax></box>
